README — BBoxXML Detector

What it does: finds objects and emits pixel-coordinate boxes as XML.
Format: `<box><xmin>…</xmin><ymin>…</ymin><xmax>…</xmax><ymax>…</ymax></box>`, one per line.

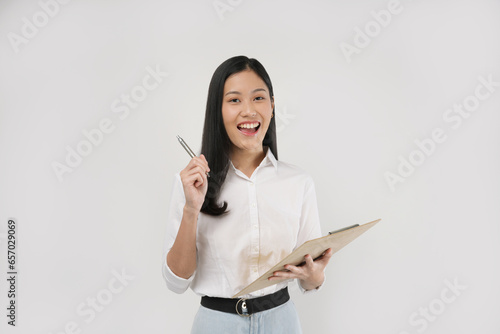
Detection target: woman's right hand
<box><xmin>179</xmin><ymin>154</ymin><xmax>210</xmax><ymax>213</ymax></box>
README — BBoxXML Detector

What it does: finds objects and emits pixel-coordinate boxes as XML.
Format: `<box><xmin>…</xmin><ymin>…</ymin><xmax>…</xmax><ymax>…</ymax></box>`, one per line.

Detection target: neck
<box><xmin>230</xmin><ymin>146</ymin><xmax>267</xmax><ymax>173</ymax></box>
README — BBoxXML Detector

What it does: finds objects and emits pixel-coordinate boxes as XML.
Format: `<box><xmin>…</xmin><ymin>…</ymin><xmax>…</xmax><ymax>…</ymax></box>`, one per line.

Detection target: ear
<box><xmin>271</xmin><ymin>95</ymin><xmax>275</xmax><ymax>110</ymax></box>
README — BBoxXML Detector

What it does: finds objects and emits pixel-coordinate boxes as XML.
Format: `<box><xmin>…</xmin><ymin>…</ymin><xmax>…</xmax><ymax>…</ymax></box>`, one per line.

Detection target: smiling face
<box><xmin>222</xmin><ymin>69</ymin><xmax>274</xmax><ymax>156</ymax></box>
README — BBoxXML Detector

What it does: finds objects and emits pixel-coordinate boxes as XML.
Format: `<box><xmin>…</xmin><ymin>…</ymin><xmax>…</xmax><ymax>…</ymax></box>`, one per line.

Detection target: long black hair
<box><xmin>200</xmin><ymin>56</ymin><xmax>278</xmax><ymax>216</ymax></box>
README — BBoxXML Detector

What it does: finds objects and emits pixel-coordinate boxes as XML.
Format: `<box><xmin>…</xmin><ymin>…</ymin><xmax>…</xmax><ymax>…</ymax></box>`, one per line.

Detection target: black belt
<box><xmin>200</xmin><ymin>287</ymin><xmax>289</xmax><ymax>316</ymax></box>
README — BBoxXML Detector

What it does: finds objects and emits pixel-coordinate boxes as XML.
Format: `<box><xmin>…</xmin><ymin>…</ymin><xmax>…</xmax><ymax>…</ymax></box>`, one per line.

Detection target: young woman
<box><xmin>162</xmin><ymin>56</ymin><xmax>333</xmax><ymax>333</ymax></box>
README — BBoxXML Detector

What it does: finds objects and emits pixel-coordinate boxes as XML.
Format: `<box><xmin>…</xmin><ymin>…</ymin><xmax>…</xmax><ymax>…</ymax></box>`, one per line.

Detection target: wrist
<box><xmin>300</xmin><ymin>281</ymin><xmax>321</xmax><ymax>291</ymax></box>
<box><xmin>300</xmin><ymin>274</ymin><xmax>324</xmax><ymax>291</ymax></box>
<box><xmin>183</xmin><ymin>206</ymin><xmax>200</xmax><ymax>219</ymax></box>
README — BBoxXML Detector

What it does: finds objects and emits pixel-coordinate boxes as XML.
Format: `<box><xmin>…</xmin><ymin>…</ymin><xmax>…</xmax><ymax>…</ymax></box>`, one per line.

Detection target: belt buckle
<box><xmin>236</xmin><ymin>298</ymin><xmax>251</xmax><ymax>317</ymax></box>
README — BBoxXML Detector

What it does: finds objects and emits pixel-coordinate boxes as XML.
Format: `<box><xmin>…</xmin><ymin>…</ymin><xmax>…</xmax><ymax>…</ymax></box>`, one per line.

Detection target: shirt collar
<box><xmin>265</xmin><ymin>146</ymin><xmax>278</xmax><ymax>170</ymax></box>
<box><xmin>229</xmin><ymin>146</ymin><xmax>278</xmax><ymax>173</ymax></box>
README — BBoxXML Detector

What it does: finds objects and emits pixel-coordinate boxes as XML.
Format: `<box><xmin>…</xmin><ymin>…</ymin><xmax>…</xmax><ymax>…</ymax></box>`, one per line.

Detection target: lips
<box><xmin>237</xmin><ymin>121</ymin><xmax>261</xmax><ymax>136</ymax></box>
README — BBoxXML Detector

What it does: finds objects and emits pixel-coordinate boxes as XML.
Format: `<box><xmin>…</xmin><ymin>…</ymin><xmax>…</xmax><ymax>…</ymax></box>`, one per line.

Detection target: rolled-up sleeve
<box><xmin>161</xmin><ymin>172</ymin><xmax>195</xmax><ymax>294</ymax></box>
<box><xmin>295</xmin><ymin>175</ymin><xmax>326</xmax><ymax>294</ymax></box>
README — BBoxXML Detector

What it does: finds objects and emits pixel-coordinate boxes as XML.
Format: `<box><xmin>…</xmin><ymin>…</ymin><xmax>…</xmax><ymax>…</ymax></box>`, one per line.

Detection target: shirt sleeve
<box><xmin>161</xmin><ymin>172</ymin><xmax>196</xmax><ymax>294</ymax></box>
<box><xmin>295</xmin><ymin>174</ymin><xmax>326</xmax><ymax>294</ymax></box>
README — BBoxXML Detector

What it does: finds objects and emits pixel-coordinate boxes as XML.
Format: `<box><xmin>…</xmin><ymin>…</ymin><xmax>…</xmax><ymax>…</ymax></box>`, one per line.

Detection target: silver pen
<box><xmin>176</xmin><ymin>135</ymin><xmax>210</xmax><ymax>177</ymax></box>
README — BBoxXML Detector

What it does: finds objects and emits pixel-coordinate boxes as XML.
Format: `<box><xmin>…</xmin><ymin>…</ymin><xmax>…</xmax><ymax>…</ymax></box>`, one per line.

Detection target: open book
<box><xmin>232</xmin><ymin>219</ymin><xmax>380</xmax><ymax>297</ymax></box>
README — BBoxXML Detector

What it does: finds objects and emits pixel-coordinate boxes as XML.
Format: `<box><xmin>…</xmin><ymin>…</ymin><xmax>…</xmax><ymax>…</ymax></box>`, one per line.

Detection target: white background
<box><xmin>1</xmin><ymin>0</ymin><xmax>499</xmax><ymax>333</ymax></box>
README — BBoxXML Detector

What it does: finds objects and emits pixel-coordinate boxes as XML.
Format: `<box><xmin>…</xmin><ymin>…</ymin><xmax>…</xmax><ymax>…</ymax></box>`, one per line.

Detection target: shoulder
<box><xmin>172</xmin><ymin>171</ymin><xmax>182</xmax><ymax>185</ymax></box>
<box><xmin>170</xmin><ymin>172</ymin><xmax>185</xmax><ymax>196</ymax></box>
<box><xmin>276</xmin><ymin>160</ymin><xmax>315</xmax><ymax>185</ymax></box>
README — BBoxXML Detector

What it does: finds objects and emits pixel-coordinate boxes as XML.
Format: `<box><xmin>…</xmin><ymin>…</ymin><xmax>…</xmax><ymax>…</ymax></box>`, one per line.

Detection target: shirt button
<box><xmin>252</xmin><ymin>203</ymin><xmax>256</xmax><ymax>207</ymax></box>
<box><xmin>249</xmin><ymin>183</ymin><xmax>254</xmax><ymax>186</ymax></box>
<box><xmin>253</xmin><ymin>268</ymin><xmax>258</xmax><ymax>273</ymax></box>
<box><xmin>252</xmin><ymin>225</ymin><xmax>258</xmax><ymax>230</ymax></box>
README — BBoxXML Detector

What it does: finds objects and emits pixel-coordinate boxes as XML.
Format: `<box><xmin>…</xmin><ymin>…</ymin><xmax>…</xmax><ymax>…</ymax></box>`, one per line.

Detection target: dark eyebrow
<box><xmin>224</xmin><ymin>88</ymin><xmax>268</xmax><ymax>96</ymax></box>
<box><xmin>252</xmin><ymin>88</ymin><xmax>267</xmax><ymax>93</ymax></box>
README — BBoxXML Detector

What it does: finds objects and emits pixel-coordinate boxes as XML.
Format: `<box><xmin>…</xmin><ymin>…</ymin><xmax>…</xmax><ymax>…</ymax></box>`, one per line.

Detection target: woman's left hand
<box><xmin>268</xmin><ymin>248</ymin><xmax>334</xmax><ymax>291</ymax></box>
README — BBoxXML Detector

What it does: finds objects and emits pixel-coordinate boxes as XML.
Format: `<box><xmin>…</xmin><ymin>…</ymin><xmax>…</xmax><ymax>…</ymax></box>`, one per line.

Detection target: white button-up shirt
<box><xmin>162</xmin><ymin>147</ymin><xmax>323</xmax><ymax>298</ymax></box>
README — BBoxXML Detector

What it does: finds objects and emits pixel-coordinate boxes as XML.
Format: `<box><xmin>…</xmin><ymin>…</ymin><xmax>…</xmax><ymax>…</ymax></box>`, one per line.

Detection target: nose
<box><xmin>240</xmin><ymin>100</ymin><xmax>256</xmax><ymax>117</ymax></box>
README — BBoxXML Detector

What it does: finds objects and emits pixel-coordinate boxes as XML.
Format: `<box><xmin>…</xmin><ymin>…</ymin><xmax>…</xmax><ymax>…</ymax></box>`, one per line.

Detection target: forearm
<box><xmin>166</xmin><ymin>206</ymin><xmax>198</xmax><ymax>279</ymax></box>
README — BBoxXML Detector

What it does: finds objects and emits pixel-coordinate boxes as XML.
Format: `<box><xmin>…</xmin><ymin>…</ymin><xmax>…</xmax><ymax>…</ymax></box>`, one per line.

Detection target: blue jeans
<box><xmin>191</xmin><ymin>299</ymin><xmax>303</xmax><ymax>334</ymax></box>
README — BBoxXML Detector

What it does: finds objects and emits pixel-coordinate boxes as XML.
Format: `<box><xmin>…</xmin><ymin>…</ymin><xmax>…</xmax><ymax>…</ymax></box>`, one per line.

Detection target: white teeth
<box><xmin>238</xmin><ymin>122</ymin><xmax>259</xmax><ymax>129</ymax></box>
